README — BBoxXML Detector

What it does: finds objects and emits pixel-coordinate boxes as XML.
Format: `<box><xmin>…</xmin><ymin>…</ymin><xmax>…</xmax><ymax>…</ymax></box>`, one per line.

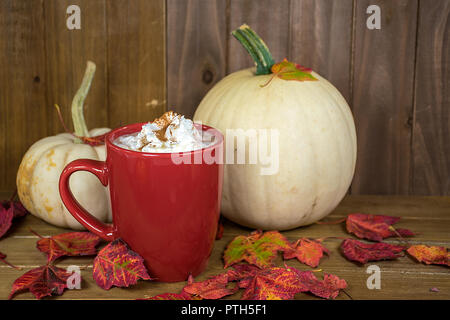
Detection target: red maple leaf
<box><xmin>9</xmin><ymin>264</ymin><xmax>73</xmax><ymax>299</ymax></box>
<box><xmin>1</xmin><ymin>200</ymin><xmax>28</xmax><ymax>218</ymax></box>
<box><xmin>241</xmin><ymin>266</ymin><xmax>308</xmax><ymax>300</ymax></box>
<box><xmin>223</xmin><ymin>230</ymin><xmax>291</xmax><ymax>268</ymax></box>
<box><xmin>283</xmin><ymin>238</ymin><xmax>329</xmax><ymax>267</ymax></box>
<box><xmin>0</xmin><ymin>199</ymin><xmax>28</xmax><ymax>239</ymax></box>
<box><xmin>346</xmin><ymin>213</ymin><xmax>414</xmax><ymax>242</ymax></box>
<box><xmin>226</xmin><ymin>264</ymin><xmax>262</xmax><ymax>289</ymax></box>
<box><xmin>294</xmin><ymin>269</ymin><xmax>347</xmax><ymax>299</ymax></box>
<box><xmin>407</xmin><ymin>245</ymin><xmax>449</xmax><ymax>267</ymax></box>
<box><xmin>32</xmin><ymin>230</ymin><xmax>101</xmax><ymax>263</ymax></box>
<box><xmin>183</xmin><ymin>272</ymin><xmax>239</xmax><ymax>299</ymax></box>
<box><xmin>93</xmin><ymin>239</ymin><xmax>152</xmax><ymax>290</ymax></box>
<box><xmin>0</xmin><ymin>206</ymin><xmax>13</xmax><ymax>239</ymax></box>
<box><xmin>341</xmin><ymin>239</ymin><xmax>405</xmax><ymax>264</ymax></box>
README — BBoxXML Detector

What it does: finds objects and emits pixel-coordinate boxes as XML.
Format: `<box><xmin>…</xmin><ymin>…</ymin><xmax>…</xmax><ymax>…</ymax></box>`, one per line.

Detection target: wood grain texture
<box><xmin>0</xmin><ymin>1</ymin><xmax>48</xmax><ymax>191</ymax></box>
<box><xmin>351</xmin><ymin>0</ymin><xmax>418</xmax><ymax>195</ymax></box>
<box><xmin>289</xmin><ymin>0</ymin><xmax>353</xmax><ymax>102</ymax></box>
<box><xmin>167</xmin><ymin>0</ymin><xmax>227</xmax><ymax>118</ymax></box>
<box><xmin>228</xmin><ymin>0</ymin><xmax>291</xmax><ymax>73</ymax></box>
<box><xmin>44</xmin><ymin>0</ymin><xmax>108</xmax><ymax>134</ymax></box>
<box><xmin>106</xmin><ymin>0</ymin><xmax>166</xmax><ymax>128</ymax></box>
<box><xmin>0</xmin><ymin>194</ymin><xmax>449</xmax><ymax>300</ymax></box>
<box><xmin>412</xmin><ymin>0</ymin><xmax>450</xmax><ymax>195</ymax></box>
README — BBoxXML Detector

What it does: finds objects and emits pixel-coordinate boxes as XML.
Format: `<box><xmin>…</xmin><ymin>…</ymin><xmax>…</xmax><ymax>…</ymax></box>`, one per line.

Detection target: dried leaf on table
<box><xmin>93</xmin><ymin>239</ymin><xmax>152</xmax><ymax>290</ymax></box>
<box><xmin>283</xmin><ymin>238</ymin><xmax>329</xmax><ymax>267</ymax></box>
<box><xmin>340</xmin><ymin>239</ymin><xmax>405</xmax><ymax>264</ymax></box>
<box><xmin>1</xmin><ymin>200</ymin><xmax>28</xmax><ymax>218</ymax></box>
<box><xmin>9</xmin><ymin>264</ymin><xmax>73</xmax><ymax>299</ymax></box>
<box><xmin>407</xmin><ymin>245</ymin><xmax>449</xmax><ymax>267</ymax></box>
<box><xmin>0</xmin><ymin>200</ymin><xmax>28</xmax><ymax>239</ymax></box>
<box><xmin>223</xmin><ymin>230</ymin><xmax>291</xmax><ymax>268</ymax></box>
<box><xmin>346</xmin><ymin>213</ymin><xmax>414</xmax><ymax>242</ymax></box>
<box><xmin>33</xmin><ymin>230</ymin><xmax>101</xmax><ymax>262</ymax></box>
<box><xmin>294</xmin><ymin>269</ymin><xmax>347</xmax><ymax>299</ymax></box>
<box><xmin>226</xmin><ymin>264</ymin><xmax>262</xmax><ymax>289</ymax></box>
<box><xmin>0</xmin><ymin>206</ymin><xmax>13</xmax><ymax>239</ymax></box>
<box><xmin>241</xmin><ymin>266</ymin><xmax>308</xmax><ymax>300</ymax></box>
<box><xmin>183</xmin><ymin>272</ymin><xmax>239</xmax><ymax>299</ymax></box>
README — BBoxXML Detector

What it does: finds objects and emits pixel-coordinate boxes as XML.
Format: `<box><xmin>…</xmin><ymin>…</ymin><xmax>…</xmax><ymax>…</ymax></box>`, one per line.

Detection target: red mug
<box><xmin>59</xmin><ymin>122</ymin><xmax>223</xmax><ymax>282</ymax></box>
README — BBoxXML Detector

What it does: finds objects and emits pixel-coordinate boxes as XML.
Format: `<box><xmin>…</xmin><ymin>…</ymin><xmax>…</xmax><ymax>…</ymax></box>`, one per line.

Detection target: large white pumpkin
<box><xmin>194</xmin><ymin>25</ymin><xmax>357</xmax><ymax>230</ymax></box>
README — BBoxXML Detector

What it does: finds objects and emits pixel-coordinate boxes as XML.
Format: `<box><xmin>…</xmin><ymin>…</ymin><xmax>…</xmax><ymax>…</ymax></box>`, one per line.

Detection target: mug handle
<box><xmin>59</xmin><ymin>159</ymin><xmax>117</xmax><ymax>241</ymax></box>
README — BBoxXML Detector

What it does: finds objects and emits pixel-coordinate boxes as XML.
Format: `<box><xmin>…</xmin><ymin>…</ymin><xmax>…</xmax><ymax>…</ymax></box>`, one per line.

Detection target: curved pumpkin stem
<box><xmin>231</xmin><ymin>24</ymin><xmax>275</xmax><ymax>75</ymax></box>
<box><xmin>71</xmin><ymin>61</ymin><xmax>96</xmax><ymax>143</ymax></box>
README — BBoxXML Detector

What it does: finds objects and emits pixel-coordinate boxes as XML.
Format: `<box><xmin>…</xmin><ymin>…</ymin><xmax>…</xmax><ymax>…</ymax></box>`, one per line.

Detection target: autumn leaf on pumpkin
<box><xmin>283</xmin><ymin>238</ymin><xmax>329</xmax><ymax>267</ymax></box>
<box><xmin>241</xmin><ymin>266</ymin><xmax>308</xmax><ymax>300</ymax></box>
<box><xmin>9</xmin><ymin>264</ymin><xmax>73</xmax><ymax>299</ymax></box>
<box><xmin>93</xmin><ymin>239</ymin><xmax>152</xmax><ymax>290</ymax></box>
<box><xmin>346</xmin><ymin>213</ymin><xmax>414</xmax><ymax>242</ymax></box>
<box><xmin>32</xmin><ymin>230</ymin><xmax>101</xmax><ymax>263</ymax></box>
<box><xmin>261</xmin><ymin>58</ymin><xmax>317</xmax><ymax>87</ymax></box>
<box><xmin>293</xmin><ymin>269</ymin><xmax>347</xmax><ymax>300</ymax></box>
<box><xmin>407</xmin><ymin>245</ymin><xmax>449</xmax><ymax>267</ymax></box>
<box><xmin>183</xmin><ymin>272</ymin><xmax>239</xmax><ymax>299</ymax></box>
<box><xmin>341</xmin><ymin>239</ymin><xmax>405</xmax><ymax>264</ymax></box>
<box><xmin>223</xmin><ymin>230</ymin><xmax>291</xmax><ymax>268</ymax></box>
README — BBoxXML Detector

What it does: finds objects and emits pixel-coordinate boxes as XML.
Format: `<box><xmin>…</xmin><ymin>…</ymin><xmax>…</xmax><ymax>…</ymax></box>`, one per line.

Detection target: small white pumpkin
<box><xmin>194</xmin><ymin>25</ymin><xmax>357</xmax><ymax>230</ymax></box>
<box><xmin>16</xmin><ymin>62</ymin><xmax>112</xmax><ymax>229</ymax></box>
<box><xmin>17</xmin><ymin>129</ymin><xmax>111</xmax><ymax>229</ymax></box>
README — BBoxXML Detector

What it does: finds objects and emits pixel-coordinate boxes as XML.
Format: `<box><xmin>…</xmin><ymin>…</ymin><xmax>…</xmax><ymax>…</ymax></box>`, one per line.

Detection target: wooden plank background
<box><xmin>351</xmin><ymin>0</ymin><xmax>418</xmax><ymax>195</ymax></box>
<box><xmin>0</xmin><ymin>0</ymin><xmax>448</xmax><ymax>196</ymax></box>
<box><xmin>0</xmin><ymin>0</ymin><xmax>166</xmax><ymax>193</ymax></box>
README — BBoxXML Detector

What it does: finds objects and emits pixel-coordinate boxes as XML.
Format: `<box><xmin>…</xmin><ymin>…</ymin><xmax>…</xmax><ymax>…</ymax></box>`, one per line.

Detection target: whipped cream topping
<box><xmin>114</xmin><ymin>111</ymin><xmax>210</xmax><ymax>153</ymax></box>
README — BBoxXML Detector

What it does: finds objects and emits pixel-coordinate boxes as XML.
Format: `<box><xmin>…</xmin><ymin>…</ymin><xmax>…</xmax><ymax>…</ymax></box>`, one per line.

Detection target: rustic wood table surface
<box><xmin>0</xmin><ymin>193</ymin><xmax>449</xmax><ymax>300</ymax></box>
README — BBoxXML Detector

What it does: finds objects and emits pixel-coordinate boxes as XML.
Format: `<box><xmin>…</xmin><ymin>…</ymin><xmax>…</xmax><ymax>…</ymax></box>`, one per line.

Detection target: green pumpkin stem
<box><xmin>71</xmin><ymin>61</ymin><xmax>95</xmax><ymax>143</ymax></box>
<box><xmin>231</xmin><ymin>24</ymin><xmax>275</xmax><ymax>75</ymax></box>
